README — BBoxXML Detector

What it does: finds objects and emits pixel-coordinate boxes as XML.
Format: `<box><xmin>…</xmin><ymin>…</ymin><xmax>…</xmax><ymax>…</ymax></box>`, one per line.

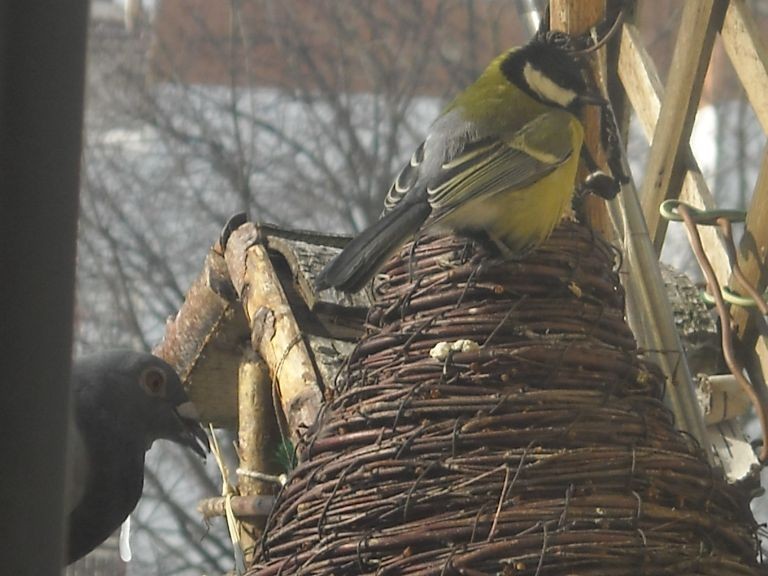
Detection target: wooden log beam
<box><xmin>224</xmin><ymin>223</ymin><xmax>324</xmax><ymax>443</ymax></box>
<box><xmin>616</xmin><ymin>7</ymin><xmax>765</xmax><ymax>466</ymax></box>
<box><xmin>639</xmin><ymin>0</ymin><xmax>727</xmax><ymax>251</ymax></box>
<box><xmin>154</xmin><ymin>246</ymin><xmax>249</xmax><ymax>427</ymax></box>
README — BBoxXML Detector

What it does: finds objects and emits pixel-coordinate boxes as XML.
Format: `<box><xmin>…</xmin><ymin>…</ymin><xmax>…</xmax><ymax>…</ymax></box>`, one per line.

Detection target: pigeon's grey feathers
<box><xmin>66</xmin><ymin>350</ymin><xmax>208</xmax><ymax>564</ymax></box>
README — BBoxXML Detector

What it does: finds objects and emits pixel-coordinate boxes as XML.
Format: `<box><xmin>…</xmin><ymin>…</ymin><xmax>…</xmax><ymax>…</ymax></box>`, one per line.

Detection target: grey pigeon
<box><xmin>66</xmin><ymin>350</ymin><xmax>209</xmax><ymax>564</ymax></box>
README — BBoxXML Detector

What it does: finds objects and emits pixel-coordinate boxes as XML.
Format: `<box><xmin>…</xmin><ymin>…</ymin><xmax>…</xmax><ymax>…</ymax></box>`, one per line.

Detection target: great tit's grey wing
<box><xmin>383</xmin><ymin>139</ymin><xmax>427</xmax><ymax>214</ymax></box>
<box><xmin>317</xmin><ymin>138</ymin><xmax>433</xmax><ymax>292</ymax></box>
<box><xmin>315</xmin><ymin>197</ymin><xmax>431</xmax><ymax>292</ymax></box>
<box><xmin>426</xmin><ymin>110</ymin><xmax>576</xmax><ymax>221</ymax></box>
<box><xmin>316</xmin><ymin>111</ymin><xmax>574</xmax><ymax>293</ymax></box>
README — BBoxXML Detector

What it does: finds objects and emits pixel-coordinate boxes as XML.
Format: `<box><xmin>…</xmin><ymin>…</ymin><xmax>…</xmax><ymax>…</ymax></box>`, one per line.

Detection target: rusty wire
<box><xmin>716</xmin><ymin>216</ymin><xmax>768</xmax><ymax>315</ymax></box>
<box><xmin>675</xmin><ymin>203</ymin><xmax>768</xmax><ymax>463</ymax></box>
<box><xmin>659</xmin><ymin>200</ymin><xmax>768</xmax><ymax>311</ymax></box>
<box><xmin>247</xmin><ymin>221</ymin><xmax>764</xmax><ymax>575</ymax></box>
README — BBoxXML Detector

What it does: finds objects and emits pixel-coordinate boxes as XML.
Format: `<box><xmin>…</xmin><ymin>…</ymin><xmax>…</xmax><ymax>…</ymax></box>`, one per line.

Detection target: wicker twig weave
<box><xmin>248</xmin><ymin>221</ymin><xmax>764</xmax><ymax>575</ymax></box>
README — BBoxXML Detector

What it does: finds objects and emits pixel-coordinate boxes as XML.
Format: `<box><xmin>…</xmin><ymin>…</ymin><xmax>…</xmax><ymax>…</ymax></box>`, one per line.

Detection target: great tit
<box><xmin>315</xmin><ymin>37</ymin><xmax>606</xmax><ymax>293</ymax></box>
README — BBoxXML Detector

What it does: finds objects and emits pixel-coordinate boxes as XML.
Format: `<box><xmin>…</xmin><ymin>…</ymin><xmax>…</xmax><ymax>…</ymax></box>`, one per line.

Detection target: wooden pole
<box><xmin>549</xmin><ymin>0</ymin><xmax>612</xmax><ymax>240</ymax></box>
<box><xmin>237</xmin><ymin>349</ymin><xmax>281</xmax><ymax>562</ymax></box>
<box><xmin>724</xmin><ymin>2</ymin><xmax>768</xmax><ymax>380</ymax></box>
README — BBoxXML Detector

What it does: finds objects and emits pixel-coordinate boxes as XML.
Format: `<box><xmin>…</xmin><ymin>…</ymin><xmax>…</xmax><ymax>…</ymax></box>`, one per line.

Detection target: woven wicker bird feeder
<box><xmin>246</xmin><ymin>220</ymin><xmax>765</xmax><ymax>575</ymax></box>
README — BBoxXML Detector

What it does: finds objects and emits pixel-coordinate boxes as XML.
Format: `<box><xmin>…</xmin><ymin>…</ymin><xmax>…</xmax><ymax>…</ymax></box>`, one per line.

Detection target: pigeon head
<box><xmin>73</xmin><ymin>350</ymin><xmax>209</xmax><ymax>458</ymax></box>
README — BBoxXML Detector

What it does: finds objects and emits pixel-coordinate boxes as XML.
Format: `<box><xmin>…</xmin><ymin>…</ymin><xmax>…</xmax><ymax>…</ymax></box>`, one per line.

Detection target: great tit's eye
<box><xmin>141</xmin><ymin>367</ymin><xmax>167</xmax><ymax>397</ymax></box>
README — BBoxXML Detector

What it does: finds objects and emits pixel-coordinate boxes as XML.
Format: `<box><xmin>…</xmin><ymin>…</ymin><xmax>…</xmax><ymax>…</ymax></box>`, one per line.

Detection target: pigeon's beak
<box><xmin>173</xmin><ymin>401</ymin><xmax>210</xmax><ymax>458</ymax></box>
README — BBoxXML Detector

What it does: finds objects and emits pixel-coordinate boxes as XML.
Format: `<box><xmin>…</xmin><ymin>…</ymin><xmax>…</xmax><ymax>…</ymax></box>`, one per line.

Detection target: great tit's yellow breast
<box><xmin>442</xmin><ymin>116</ymin><xmax>583</xmax><ymax>255</ymax></box>
<box><xmin>435</xmin><ymin>49</ymin><xmax>585</xmax><ymax>254</ymax></box>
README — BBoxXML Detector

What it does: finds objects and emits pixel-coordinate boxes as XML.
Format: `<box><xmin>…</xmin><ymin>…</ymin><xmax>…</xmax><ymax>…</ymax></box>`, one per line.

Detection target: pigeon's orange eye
<box><xmin>141</xmin><ymin>367</ymin><xmax>167</xmax><ymax>397</ymax></box>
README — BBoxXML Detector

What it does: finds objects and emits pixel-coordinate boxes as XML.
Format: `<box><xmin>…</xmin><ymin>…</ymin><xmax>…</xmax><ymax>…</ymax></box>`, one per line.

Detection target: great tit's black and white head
<box><xmin>501</xmin><ymin>41</ymin><xmax>606</xmax><ymax>111</ymax></box>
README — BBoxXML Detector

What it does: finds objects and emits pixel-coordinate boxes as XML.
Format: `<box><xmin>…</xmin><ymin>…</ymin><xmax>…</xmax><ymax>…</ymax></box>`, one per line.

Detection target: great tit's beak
<box><xmin>173</xmin><ymin>401</ymin><xmax>210</xmax><ymax>458</ymax></box>
<box><xmin>578</xmin><ymin>89</ymin><xmax>609</xmax><ymax>107</ymax></box>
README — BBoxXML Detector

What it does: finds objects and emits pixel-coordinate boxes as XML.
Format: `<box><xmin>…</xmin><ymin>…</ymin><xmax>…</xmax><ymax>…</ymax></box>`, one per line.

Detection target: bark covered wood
<box><xmin>224</xmin><ymin>223</ymin><xmax>324</xmax><ymax>443</ymax></box>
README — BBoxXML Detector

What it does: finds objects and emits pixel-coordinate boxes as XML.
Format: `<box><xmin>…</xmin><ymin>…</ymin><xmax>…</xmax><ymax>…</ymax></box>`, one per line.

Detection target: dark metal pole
<box><xmin>0</xmin><ymin>1</ymin><xmax>88</xmax><ymax>572</ymax></box>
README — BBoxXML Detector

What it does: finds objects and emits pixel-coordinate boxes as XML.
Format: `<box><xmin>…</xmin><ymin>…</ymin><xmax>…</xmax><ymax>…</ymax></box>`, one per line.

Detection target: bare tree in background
<box><xmin>77</xmin><ymin>1</ymin><xmax>524</xmax><ymax>574</ymax></box>
<box><xmin>78</xmin><ymin>0</ymin><xmax>524</xmax><ymax>349</ymax></box>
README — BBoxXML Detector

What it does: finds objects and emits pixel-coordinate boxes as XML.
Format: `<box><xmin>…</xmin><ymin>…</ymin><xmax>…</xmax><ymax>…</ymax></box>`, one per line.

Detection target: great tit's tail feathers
<box><xmin>315</xmin><ymin>202</ymin><xmax>430</xmax><ymax>293</ymax></box>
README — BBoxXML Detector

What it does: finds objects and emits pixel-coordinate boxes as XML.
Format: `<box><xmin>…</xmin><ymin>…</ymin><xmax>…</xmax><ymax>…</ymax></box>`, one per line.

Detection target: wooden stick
<box><xmin>237</xmin><ymin>349</ymin><xmax>281</xmax><ymax>556</ymax></box>
<box><xmin>617</xmin><ymin>22</ymin><xmax>732</xmax><ymax>286</ymax></box>
<box><xmin>549</xmin><ymin>0</ymin><xmax>613</xmax><ymax>241</ymax></box>
<box><xmin>224</xmin><ymin>223</ymin><xmax>323</xmax><ymax>443</ymax></box>
<box><xmin>720</xmin><ymin>0</ymin><xmax>768</xmax><ymax>133</ymax></box>
<box><xmin>638</xmin><ymin>0</ymin><xmax>727</xmax><ymax>251</ymax></box>
<box><xmin>154</xmin><ymin>245</ymin><xmax>248</xmax><ymax>427</ymax></box>
<box><xmin>198</xmin><ymin>495</ymin><xmax>277</xmax><ymax>520</ymax></box>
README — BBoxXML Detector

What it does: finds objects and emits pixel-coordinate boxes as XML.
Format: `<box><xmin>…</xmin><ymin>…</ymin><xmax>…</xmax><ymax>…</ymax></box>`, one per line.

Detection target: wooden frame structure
<box><xmin>612</xmin><ymin>0</ymin><xmax>768</xmax><ymax>473</ymax></box>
